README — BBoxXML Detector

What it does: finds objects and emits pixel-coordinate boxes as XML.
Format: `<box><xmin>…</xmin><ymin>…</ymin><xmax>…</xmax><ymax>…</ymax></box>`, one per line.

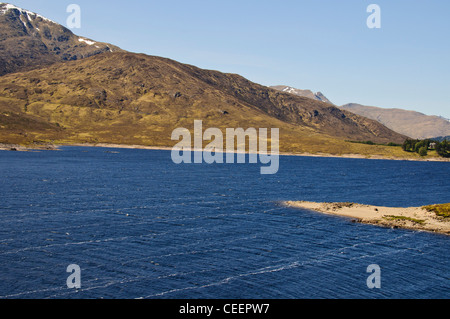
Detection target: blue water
<box><xmin>0</xmin><ymin>147</ymin><xmax>449</xmax><ymax>299</ymax></box>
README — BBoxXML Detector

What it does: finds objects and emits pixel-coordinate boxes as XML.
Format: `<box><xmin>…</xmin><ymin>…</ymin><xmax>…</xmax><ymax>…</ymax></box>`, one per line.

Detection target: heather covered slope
<box><xmin>0</xmin><ymin>52</ymin><xmax>413</xmax><ymax>158</ymax></box>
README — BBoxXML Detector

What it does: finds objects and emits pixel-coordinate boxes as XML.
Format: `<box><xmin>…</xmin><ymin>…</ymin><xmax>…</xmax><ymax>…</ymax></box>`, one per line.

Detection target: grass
<box><xmin>0</xmin><ymin>52</ymin><xmax>417</xmax><ymax>158</ymax></box>
<box><xmin>0</xmin><ymin>96</ymin><xmax>446</xmax><ymax>160</ymax></box>
<box><xmin>383</xmin><ymin>215</ymin><xmax>426</xmax><ymax>224</ymax></box>
<box><xmin>423</xmin><ymin>204</ymin><xmax>450</xmax><ymax>219</ymax></box>
<box><xmin>0</xmin><ymin>108</ymin><xmax>444</xmax><ymax>159</ymax></box>
<box><xmin>347</xmin><ymin>140</ymin><xmax>401</xmax><ymax>147</ymax></box>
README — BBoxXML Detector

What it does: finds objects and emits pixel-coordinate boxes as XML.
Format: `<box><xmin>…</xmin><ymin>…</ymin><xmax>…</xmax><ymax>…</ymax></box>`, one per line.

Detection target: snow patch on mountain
<box><xmin>276</xmin><ymin>86</ymin><xmax>332</xmax><ymax>104</ymax></box>
<box><xmin>0</xmin><ymin>2</ymin><xmax>56</xmax><ymax>23</ymax></box>
<box><xmin>78</xmin><ymin>38</ymin><xmax>96</xmax><ymax>46</ymax></box>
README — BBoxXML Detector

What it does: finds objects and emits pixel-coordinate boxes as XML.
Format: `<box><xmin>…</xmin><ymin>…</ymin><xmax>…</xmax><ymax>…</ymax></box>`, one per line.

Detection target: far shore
<box><xmin>1</xmin><ymin>142</ymin><xmax>449</xmax><ymax>162</ymax></box>
<box><xmin>0</xmin><ymin>143</ymin><xmax>58</xmax><ymax>152</ymax></box>
<box><xmin>64</xmin><ymin>143</ymin><xmax>450</xmax><ymax>162</ymax></box>
<box><xmin>284</xmin><ymin>201</ymin><xmax>450</xmax><ymax>235</ymax></box>
<box><xmin>67</xmin><ymin>143</ymin><xmax>174</xmax><ymax>151</ymax></box>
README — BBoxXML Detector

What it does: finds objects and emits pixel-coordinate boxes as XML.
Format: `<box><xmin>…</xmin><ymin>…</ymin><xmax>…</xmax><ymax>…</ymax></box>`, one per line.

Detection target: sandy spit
<box><xmin>284</xmin><ymin>201</ymin><xmax>450</xmax><ymax>235</ymax></box>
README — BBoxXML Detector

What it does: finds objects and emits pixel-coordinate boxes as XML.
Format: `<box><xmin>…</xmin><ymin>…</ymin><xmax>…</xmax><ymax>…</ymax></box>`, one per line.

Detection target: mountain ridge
<box><xmin>272</xmin><ymin>82</ymin><xmax>450</xmax><ymax>140</ymax></box>
<box><xmin>0</xmin><ymin>2</ymin><xmax>123</xmax><ymax>76</ymax></box>
<box><xmin>271</xmin><ymin>85</ymin><xmax>333</xmax><ymax>104</ymax></box>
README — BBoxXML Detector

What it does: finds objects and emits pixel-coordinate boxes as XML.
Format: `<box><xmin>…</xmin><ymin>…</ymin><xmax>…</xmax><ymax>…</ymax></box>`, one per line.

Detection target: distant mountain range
<box><xmin>0</xmin><ymin>3</ymin><xmax>411</xmax><ymax>157</ymax></box>
<box><xmin>432</xmin><ymin>136</ymin><xmax>450</xmax><ymax>142</ymax></box>
<box><xmin>273</xmin><ymin>83</ymin><xmax>450</xmax><ymax>140</ymax></box>
<box><xmin>340</xmin><ymin>104</ymin><xmax>450</xmax><ymax>140</ymax></box>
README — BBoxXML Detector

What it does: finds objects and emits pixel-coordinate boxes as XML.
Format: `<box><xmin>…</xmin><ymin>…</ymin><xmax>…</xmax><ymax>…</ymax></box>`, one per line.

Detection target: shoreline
<box><xmin>284</xmin><ymin>201</ymin><xmax>450</xmax><ymax>236</ymax></box>
<box><xmin>67</xmin><ymin>143</ymin><xmax>174</xmax><ymax>151</ymax></box>
<box><xmin>1</xmin><ymin>142</ymin><xmax>449</xmax><ymax>162</ymax></box>
<box><xmin>280</xmin><ymin>151</ymin><xmax>450</xmax><ymax>162</ymax></box>
<box><xmin>0</xmin><ymin>143</ymin><xmax>58</xmax><ymax>152</ymax></box>
<box><xmin>66</xmin><ymin>143</ymin><xmax>450</xmax><ymax>162</ymax></box>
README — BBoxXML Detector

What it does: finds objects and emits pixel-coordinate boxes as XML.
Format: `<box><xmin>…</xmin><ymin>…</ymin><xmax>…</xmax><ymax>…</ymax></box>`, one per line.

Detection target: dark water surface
<box><xmin>0</xmin><ymin>147</ymin><xmax>449</xmax><ymax>299</ymax></box>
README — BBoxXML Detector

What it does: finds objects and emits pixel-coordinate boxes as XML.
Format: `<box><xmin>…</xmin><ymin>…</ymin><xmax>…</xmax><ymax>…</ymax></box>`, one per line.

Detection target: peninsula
<box><xmin>285</xmin><ymin>201</ymin><xmax>450</xmax><ymax>235</ymax></box>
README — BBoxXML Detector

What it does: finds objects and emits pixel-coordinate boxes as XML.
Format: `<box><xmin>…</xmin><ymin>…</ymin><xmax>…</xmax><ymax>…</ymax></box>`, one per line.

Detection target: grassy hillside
<box><xmin>0</xmin><ymin>52</ymin><xmax>435</xmax><ymax>159</ymax></box>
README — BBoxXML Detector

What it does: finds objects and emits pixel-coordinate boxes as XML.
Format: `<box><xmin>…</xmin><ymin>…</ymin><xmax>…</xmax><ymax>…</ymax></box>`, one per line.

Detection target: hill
<box><xmin>0</xmin><ymin>52</ymin><xmax>410</xmax><ymax>152</ymax></box>
<box><xmin>341</xmin><ymin>103</ymin><xmax>450</xmax><ymax>140</ymax></box>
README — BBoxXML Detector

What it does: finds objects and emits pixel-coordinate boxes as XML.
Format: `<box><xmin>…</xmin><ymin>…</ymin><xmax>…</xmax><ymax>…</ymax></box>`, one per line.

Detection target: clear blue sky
<box><xmin>8</xmin><ymin>0</ymin><xmax>450</xmax><ymax>118</ymax></box>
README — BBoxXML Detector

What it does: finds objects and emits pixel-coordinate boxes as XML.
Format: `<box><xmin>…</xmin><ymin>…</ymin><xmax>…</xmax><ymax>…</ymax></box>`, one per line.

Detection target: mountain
<box><xmin>0</xmin><ymin>4</ymin><xmax>411</xmax><ymax>158</ymax></box>
<box><xmin>271</xmin><ymin>86</ymin><xmax>333</xmax><ymax>104</ymax></box>
<box><xmin>0</xmin><ymin>52</ymin><xmax>407</xmax><ymax>146</ymax></box>
<box><xmin>0</xmin><ymin>3</ymin><xmax>122</xmax><ymax>76</ymax></box>
<box><xmin>341</xmin><ymin>103</ymin><xmax>450</xmax><ymax>140</ymax></box>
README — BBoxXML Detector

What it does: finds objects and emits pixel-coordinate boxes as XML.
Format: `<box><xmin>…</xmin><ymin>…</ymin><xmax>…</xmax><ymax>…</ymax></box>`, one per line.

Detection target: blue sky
<box><xmin>8</xmin><ymin>0</ymin><xmax>450</xmax><ymax>118</ymax></box>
